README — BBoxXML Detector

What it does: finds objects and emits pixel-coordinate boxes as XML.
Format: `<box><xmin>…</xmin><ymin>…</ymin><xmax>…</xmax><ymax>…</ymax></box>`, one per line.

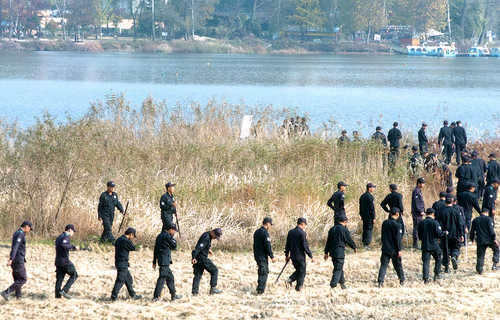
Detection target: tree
<box><xmin>353</xmin><ymin>0</ymin><xmax>387</xmax><ymax>43</ymax></box>
<box><xmin>288</xmin><ymin>0</ymin><xmax>326</xmax><ymax>31</ymax></box>
<box><xmin>51</xmin><ymin>0</ymin><xmax>68</xmax><ymax>39</ymax></box>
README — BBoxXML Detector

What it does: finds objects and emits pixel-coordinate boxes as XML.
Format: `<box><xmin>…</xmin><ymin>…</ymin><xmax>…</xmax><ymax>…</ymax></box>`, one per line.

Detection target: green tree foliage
<box><xmin>288</xmin><ymin>0</ymin><xmax>326</xmax><ymax>31</ymax></box>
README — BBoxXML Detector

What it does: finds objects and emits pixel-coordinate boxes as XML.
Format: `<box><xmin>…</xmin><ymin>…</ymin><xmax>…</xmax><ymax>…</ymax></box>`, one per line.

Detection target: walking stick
<box><xmin>118</xmin><ymin>201</ymin><xmax>129</xmax><ymax>233</ymax></box>
<box><xmin>174</xmin><ymin>213</ymin><xmax>182</xmax><ymax>238</ymax></box>
<box><xmin>275</xmin><ymin>260</ymin><xmax>289</xmax><ymax>284</ymax></box>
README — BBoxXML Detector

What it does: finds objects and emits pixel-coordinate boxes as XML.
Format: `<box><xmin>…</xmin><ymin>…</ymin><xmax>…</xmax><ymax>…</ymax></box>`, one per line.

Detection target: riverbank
<box><xmin>0</xmin><ymin>37</ymin><xmax>395</xmax><ymax>55</ymax></box>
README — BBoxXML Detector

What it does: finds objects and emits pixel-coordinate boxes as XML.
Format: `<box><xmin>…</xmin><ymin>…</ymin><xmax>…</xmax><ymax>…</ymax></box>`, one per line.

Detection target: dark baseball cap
<box><xmin>412</xmin><ymin>146</ymin><xmax>418</xmax><ymax>151</ymax></box>
<box><xmin>125</xmin><ymin>227</ymin><xmax>136</xmax><ymax>237</ymax></box>
<box><xmin>417</xmin><ymin>177</ymin><xmax>425</xmax><ymax>184</ymax></box>
<box><xmin>107</xmin><ymin>181</ymin><xmax>116</xmax><ymax>188</ymax></box>
<box><xmin>165</xmin><ymin>182</ymin><xmax>176</xmax><ymax>188</ymax></box>
<box><xmin>212</xmin><ymin>228</ymin><xmax>222</xmax><ymax>239</ymax></box>
<box><xmin>65</xmin><ymin>224</ymin><xmax>76</xmax><ymax>232</ymax></box>
<box><xmin>462</xmin><ymin>156</ymin><xmax>471</xmax><ymax>163</ymax></box>
<box><xmin>492</xmin><ymin>179</ymin><xmax>500</xmax><ymax>184</ymax></box>
<box><xmin>489</xmin><ymin>153</ymin><xmax>496</xmax><ymax>158</ymax></box>
<box><xmin>262</xmin><ymin>217</ymin><xmax>273</xmax><ymax>225</ymax></box>
<box><xmin>439</xmin><ymin>192</ymin><xmax>448</xmax><ymax>198</ymax></box>
<box><xmin>389</xmin><ymin>184</ymin><xmax>398</xmax><ymax>191</ymax></box>
<box><xmin>21</xmin><ymin>221</ymin><xmax>33</xmax><ymax>230</ymax></box>
<box><xmin>456</xmin><ymin>120</ymin><xmax>462</xmax><ymax>125</ymax></box>
<box><xmin>446</xmin><ymin>186</ymin><xmax>454</xmax><ymax>194</ymax></box>
<box><xmin>337</xmin><ymin>181</ymin><xmax>348</xmax><ymax>188</ymax></box>
<box><xmin>445</xmin><ymin>197</ymin><xmax>453</xmax><ymax>204</ymax></box>
<box><xmin>425</xmin><ymin>208</ymin><xmax>435</xmax><ymax>215</ymax></box>
<box><xmin>443</xmin><ymin>120</ymin><xmax>448</xmax><ymax>125</ymax></box>
<box><xmin>393</xmin><ymin>122</ymin><xmax>398</xmax><ymax>127</ymax></box>
<box><xmin>168</xmin><ymin>223</ymin><xmax>177</xmax><ymax>231</ymax></box>
<box><xmin>451</xmin><ymin>122</ymin><xmax>456</xmax><ymax>126</ymax></box>
<box><xmin>422</xmin><ymin>122</ymin><xmax>427</xmax><ymax>127</ymax></box>
<box><xmin>466</xmin><ymin>182</ymin><xmax>477</xmax><ymax>189</ymax></box>
<box><xmin>337</xmin><ymin>215</ymin><xmax>348</xmax><ymax>222</ymax></box>
<box><xmin>376</xmin><ymin>126</ymin><xmax>382</xmax><ymax>131</ymax></box>
<box><xmin>367</xmin><ymin>182</ymin><xmax>376</xmax><ymax>189</ymax></box>
<box><xmin>297</xmin><ymin>217</ymin><xmax>307</xmax><ymax>225</ymax></box>
<box><xmin>390</xmin><ymin>207</ymin><xmax>400</xmax><ymax>214</ymax></box>
<box><xmin>471</xmin><ymin>150</ymin><xmax>478</xmax><ymax>157</ymax></box>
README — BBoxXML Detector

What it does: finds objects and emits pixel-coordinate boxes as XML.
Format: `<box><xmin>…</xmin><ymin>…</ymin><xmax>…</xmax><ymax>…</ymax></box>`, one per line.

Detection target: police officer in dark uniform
<box><xmin>411</xmin><ymin>178</ymin><xmax>426</xmax><ymax>249</ymax></box>
<box><xmin>432</xmin><ymin>192</ymin><xmax>447</xmax><ymax>221</ymax></box>
<box><xmin>338</xmin><ymin>130</ymin><xmax>350</xmax><ymax>145</ymax></box>
<box><xmin>153</xmin><ymin>224</ymin><xmax>182</xmax><ymax>302</ymax></box>
<box><xmin>191</xmin><ymin>228</ymin><xmax>223</xmax><ymax>296</ymax></box>
<box><xmin>380</xmin><ymin>184</ymin><xmax>405</xmax><ymax>234</ymax></box>
<box><xmin>371</xmin><ymin>126</ymin><xmax>387</xmax><ymax>146</ymax></box>
<box><xmin>482</xmin><ymin>179</ymin><xmax>499</xmax><ymax>222</ymax></box>
<box><xmin>160</xmin><ymin>182</ymin><xmax>177</xmax><ymax>232</ymax></box>
<box><xmin>55</xmin><ymin>224</ymin><xmax>78</xmax><ymax>299</ymax></box>
<box><xmin>471</xmin><ymin>151</ymin><xmax>487</xmax><ymax>197</ymax></box>
<box><xmin>470</xmin><ymin>209</ymin><xmax>499</xmax><ymax>273</ymax></box>
<box><xmin>377</xmin><ymin>208</ymin><xmax>405</xmax><ymax>287</ymax></box>
<box><xmin>438</xmin><ymin>120</ymin><xmax>454</xmax><ymax>165</ymax></box>
<box><xmin>327</xmin><ymin>181</ymin><xmax>348</xmax><ymax>222</ymax></box>
<box><xmin>253</xmin><ymin>217</ymin><xmax>276</xmax><ymax>294</ymax></box>
<box><xmin>387</xmin><ymin>122</ymin><xmax>402</xmax><ymax>165</ymax></box>
<box><xmin>359</xmin><ymin>183</ymin><xmax>376</xmax><ymax>248</ymax></box>
<box><xmin>98</xmin><ymin>181</ymin><xmax>125</xmax><ymax>243</ymax></box>
<box><xmin>418</xmin><ymin>208</ymin><xmax>445</xmax><ymax>283</ymax></box>
<box><xmin>1</xmin><ymin>221</ymin><xmax>32</xmax><ymax>301</ymax></box>
<box><xmin>418</xmin><ymin>123</ymin><xmax>428</xmax><ymax>155</ymax></box>
<box><xmin>453</xmin><ymin>121</ymin><xmax>467</xmax><ymax>165</ymax></box>
<box><xmin>285</xmin><ymin>218</ymin><xmax>314</xmax><ymax>292</ymax></box>
<box><xmin>455</xmin><ymin>156</ymin><xmax>475</xmax><ymax>193</ymax></box>
<box><xmin>324</xmin><ymin>216</ymin><xmax>356</xmax><ymax>289</ymax></box>
<box><xmin>486</xmin><ymin>153</ymin><xmax>500</xmax><ymax>186</ymax></box>
<box><xmin>111</xmin><ymin>228</ymin><xmax>142</xmax><ymax>301</ymax></box>
<box><xmin>437</xmin><ymin>197</ymin><xmax>464</xmax><ymax>272</ymax></box>
<box><xmin>457</xmin><ymin>183</ymin><xmax>481</xmax><ymax>231</ymax></box>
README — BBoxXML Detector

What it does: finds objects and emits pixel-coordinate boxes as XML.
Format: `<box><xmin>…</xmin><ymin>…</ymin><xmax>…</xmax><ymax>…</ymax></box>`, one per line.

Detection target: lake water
<box><xmin>1</xmin><ymin>51</ymin><xmax>499</xmax><ymax>139</ymax></box>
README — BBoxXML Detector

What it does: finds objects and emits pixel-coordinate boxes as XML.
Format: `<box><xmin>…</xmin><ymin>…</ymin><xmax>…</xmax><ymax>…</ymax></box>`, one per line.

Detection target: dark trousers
<box><xmin>362</xmin><ymin>221</ymin><xmax>374</xmax><ymax>246</ymax></box>
<box><xmin>388</xmin><ymin>148</ymin><xmax>399</xmax><ymax>168</ymax></box>
<box><xmin>377</xmin><ymin>253</ymin><xmax>405</xmax><ymax>284</ymax></box>
<box><xmin>412</xmin><ymin>215</ymin><xmax>423</xmax><ymax>247</ymax></box>
<box><xmin>330</xmin><ymin>257</ymin><xmax>345</xmax><ymax>287</ymax></box>
<box><xmin>100</xmin><ymin>214</ymin><xmax>115</xmax><ymax>243</ymax></box>
<box><xmin>464</xmin><ymin>212</ymin><xmax>472</xmax><ymax>231</ymax></box>
<box><xmin>161</xmin><ymin>213</ymin><xmax>174</xmax><ymax>232</ymax></box>
<box><xmin>397</xmin><ymin>215</ymin><xmax>406</xmax><ymax>236</ymax></box>
<box><xmin>154</xmin><ymin>265</ymin><xmax>176</xmax><ymax>298</ymax></box>
<box><xmin>256</xmin><ymin>259</ymin><xmax>269</xmax><ymax>293</ymax></box>
<box><xmin>192</xmin><ymin>258</ymin><xmax>218</xmax><ymax>294</ymax></box>
<box><xmin>422</xmin><ymin>249</ymin><xmax>442</xmax><ymax>280</ymax></box>
<box><xmin>477</xmin><ymin>178</ymin><xmax>485</xmax><ymax>198</ymax></box>
<box><xmin>443</xmin><ymin>143</ymin><xmax>453</xmax><ymax>164</ymax></box>
<box><xmin>455</xmin><ymin>143</ymin><xmax>465</xmax><ymax>164</ymax></box>
<box><xmin>441</xmin><ymin>238</ymin><xmax>460</xmax><ymax>268</ymax></box>
<box><xmin>419</xmin><ymin>143</ymin><xmax>428</xmax><ymax>155</ymax></box>
<box><xmin>111</xmin><ymin>268</ymin><xmax>136</xmax><ymax>299</ymax></box>
<box><xmin>4</xmin><ymin>263</ymin><xmax>27</xmax><ymax>298</ymax></box>
<box><xmin>55</xmin><ymin>263</ymin><xmax>78</xmax><ymax>297</ymax></box>
<box><xmin>288</xmin><ymin>259</ymin><xmax>306</xmax><ymax>291</ymax></box>
<box><xmin>476</xmin><ymin>244</ymin><xmax>500</xmax><ymax>274</ymax></box>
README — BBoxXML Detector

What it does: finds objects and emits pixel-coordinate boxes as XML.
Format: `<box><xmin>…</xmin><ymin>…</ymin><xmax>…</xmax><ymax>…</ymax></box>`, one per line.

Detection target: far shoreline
<box><xmin>0</xmin><ymin>38</ymin><xmax>400</xmax><ymax>56</ymax></box>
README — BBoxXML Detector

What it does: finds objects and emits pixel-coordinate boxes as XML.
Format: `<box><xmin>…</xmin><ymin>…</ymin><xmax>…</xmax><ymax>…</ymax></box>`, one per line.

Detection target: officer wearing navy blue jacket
<box><xmin>1</xmin><ymin>221</ymin><xmax>32</xmax><ymax>301</ymax></box>
<box><xmin>55</xmin><ymin>224</ymin><xmax>78</xmax><ymax>299</ymax></box>
<box><xmin>285</xmin><ymin>218</ymin><xmax>314</xmax><ymax>292</ymax></box>
<box><xmin>98</xmin><ymin>181</ymin><xmax>124</xmax><ymax>243</ymax></box>
<box><xmin>253</xmin><ymin>217</ymin><xmax>276</xmax><ymax>294</ymax></box>
<box><xmin>153</xmin><ymin>224</ymin><xmax>182</xmax><ymax>301</ymax></box>
<box><xmin>111</xmin><ymin>228</ymin><xmax>142</xmax><ymax>301</ymax></box>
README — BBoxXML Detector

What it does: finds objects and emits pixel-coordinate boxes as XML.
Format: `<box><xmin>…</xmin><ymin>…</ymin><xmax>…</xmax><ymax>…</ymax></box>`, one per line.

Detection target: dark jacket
<box><xmin>98</xmin><ymin>191</ymin><xmax>124</xmax><ymax>219</ymax></box>
<box><xmin>359</xmin><ymin>192</ymin><xmax>375</xmax><ymax>222</ymax></box>
<box><xmin>253</xmin><ymin>227</ymin><xmax>274</xmax><ymax>261</ymax></box>
<box><xmin>418</xmin><ymin>128</ymin><xmax>428</xmax><ymax>148</ymax></box>
<box><xmin>55</xmin><ymin>232</ymin><xmax>76</xmax><ymax>267</ymax></box>
<box><xmin>486</xmin><ymin>160</ymin><xmax>500</xmax><ymax>185</ymax></box>
<box><xmin>381</xmin><ymin>218</ymin><xmax>403</xmax><ymax>256</ymax></box>
<box><xmin>438</xmin><ymin>126</ymin><xmax>454</xmax><ymax>145</ymax></box>
<box><xmin>285</xmin><ymin>226</ymin><xmax>313</xmax><ymax>261</ymax></box>
<box><xmin>387</xmin><ymin>128</ymin><xmax>402</xmax><ymax>148</ymax></box>
<box><xmin>371</xmin><ymin>131</ymin><xmax>387</xmax><ymax>146</ymax></box>
<box><xmin>411</xmin><ymin>187</ymin><xmax>425</xmax><ymax>217</ymax></box>
<box><xmin>160</xmin><ymin>192</ymin><xmax>176</xmax><ymax>216</ymax></box>
<box><xmin>327</xmin><ymin>190</ymin><xmax>345</xmax><ymax>213</ymax></box>
<box><xmin>9</xmin><ymin>229</ymin><xmax>26</xmax><ymax>265</ymax></box>
<box><xmin>417</xmin><ymin>217</ymin><xmax>444</xmax><ymax>251</ymax></box>
<box><xmin>153</xmin><ymin>231</ymin><xmax>177</xmax><ymax>266</ymax></box>
<box><xmin>453</xmin><ymin>126</ymin><xmax>467</xmax><ymax>146</ymax></box>
<box><xmin>482</xmin><ymin>185</ymin><xmax>498</xmax><ymax>211</ymax></box>
<box><xmin>470</xmin><ymin>215</ymin><xmax>496</xmax><ymax>246</ymax></box>
<box><xmin>324</xmin><ymin>224</ymin><xmax>356</xmax><ymax>258</ymax></box>
<box><xmin>114</xmin><ymin>235</ymin><xmax>136</xmax><ymax>269</ymax></box>
<box><xmin>192</xmin><ymin>231</ymin><xmax>212</xmax><ymax>261</ymax></box>
<box><xmin>455</xmin><ymin>164</ymin><xmax>475</xmax><ymax>190</ymax></box>
<box><xmin>432</xmin><ymin>199</ymin><xmax>446</xmax><ymax>221</ymax></box>
<box><xmin>380</xmin><ymin>191</ymin><xmax>404</xmax><ymax>215</ymax></box>
<box><xmin>436</xmin><ymin>206</ymin><xmax>463</xmax><ymax>240</ymax></box>
<box><xmin>457</xmin><ymin>191</ymin><xmax>481</xmax><ymax>217</ymax></box>
<box><xmin>471</xmin><ymin>158</ymin><xmax>487</xmax><ymax>179</ymax></box>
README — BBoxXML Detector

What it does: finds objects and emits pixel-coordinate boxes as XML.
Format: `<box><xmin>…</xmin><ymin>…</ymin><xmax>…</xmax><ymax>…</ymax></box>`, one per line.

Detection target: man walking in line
<box><xmin>380</xmin><ymin>184</ymin><xmax>405</xmax><ymax>235</ymax></box>
<box><xmin>377</xmin><ymin>208</ymin><xmax>405</xmax><ymax>287</ymax></box>
<box><xmin>418</xmin><ymin>209</ymin><xmax>444</xmax><ymax>283</ymax></box>
<box><xmin>359</xmin><ymin>183</ymin><xmax>377</xmax><ymax>248</ymax></box>
<box><xmin>98</xmin><ymin>181</ymin><xmax>125</xmax><ymax>243</ymax></box>
<box><xmin>411</xmin><ymin>178</ymin><xmax>426</xmax><ymax>249</ymax></box>
<box><xmin>160</xmin><ymin>182</ymin><xmax>177</xmax><ymax>232</ymax></box>
<box><xmin>438</xmin><ymin>120</ymin><xmax>454</xmax><ymax>165</ymax></box>
<box><xmin>55</xmin><ymin>224</ymin><xmax>78</xmax><ymax>299</ymax></box>
<box><xmin>285</xmin><ymin>218</ymin><xmax>314</xmax><ymax>292</ymax></box>
<box><xmin>111</xmin><ymin>228</ymin><xmax>142</xmax><ymax>301</ymax></box>
<box><xmin>470</xmin><ymin>209</ymin><xmax>499</xmax><ymax>274</ymax></box>
<box><xmin>191</xmin><ymin>228</ymin><xmax>223</xmax><ymax>296</ymax></box>
<box><xmin>253</xmin><ymin>217</ymin><xmax>276</xmax><ymax>294</ymax></box>
<box><xmin>453</xmin><ymin>121</ymin><xmax>467</xmax><ymax>165</ymax></box>
<box><xmin>418</xmin><ymin>123</ymin><xmax>428</xmax><ymax>155</ymax></box>
<box><xmin>327</xmin><ymin>181</ymin><xmax>348</xmax><ymax>223</ymax></box>
<box><xmin>153</xmin><ymin>224</ymin><xmax>182</xmax><ymax>302</ymax></box>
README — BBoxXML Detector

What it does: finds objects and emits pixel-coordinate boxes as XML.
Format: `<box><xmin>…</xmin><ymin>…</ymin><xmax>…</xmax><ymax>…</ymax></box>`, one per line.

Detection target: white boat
<box><xmin>468</xmin><ymin>47</ymin><xmax>490</xmax><ymax>57</ymax></box>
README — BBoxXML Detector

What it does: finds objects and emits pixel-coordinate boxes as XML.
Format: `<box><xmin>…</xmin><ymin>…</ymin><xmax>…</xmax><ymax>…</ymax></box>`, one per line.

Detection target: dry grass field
<box><xmin>1</xmin><ymin>240</ymin><xmax>499</xmax><ymax>320</ymax></box>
